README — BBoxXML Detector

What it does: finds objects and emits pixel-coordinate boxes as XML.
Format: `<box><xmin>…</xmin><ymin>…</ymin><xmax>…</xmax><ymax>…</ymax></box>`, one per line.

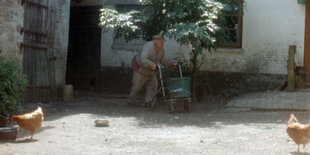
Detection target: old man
<box><xmin>128</xmin><ymin>34</ymin><xmax>177</xmax><ymax>109</ymax></box>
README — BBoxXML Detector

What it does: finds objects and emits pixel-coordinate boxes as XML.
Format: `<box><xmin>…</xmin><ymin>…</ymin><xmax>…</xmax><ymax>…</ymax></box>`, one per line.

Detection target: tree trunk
<box><xmin>191</xmin><ymin>50</ymin><xmax>198</xmax><ymax>103</ymax></box>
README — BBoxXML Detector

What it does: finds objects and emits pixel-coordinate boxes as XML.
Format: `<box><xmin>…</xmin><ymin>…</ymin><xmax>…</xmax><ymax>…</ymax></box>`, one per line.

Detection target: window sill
<box><xmin>214</xmin><ymin>48</ymin><xmax>244</xmax><ymax>54</ymax></box>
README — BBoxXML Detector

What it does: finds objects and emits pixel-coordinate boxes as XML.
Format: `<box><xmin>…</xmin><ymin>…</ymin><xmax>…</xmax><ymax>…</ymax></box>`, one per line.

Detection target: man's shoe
<box><xmin>145</xmin><ymin>101</ymin><xmax>155</xmax><ymax>110</ymax></box>
<box><xmin>127</xmin><ymin>102</ymin><xmax>139</xmax><ymax>107</ymax></box>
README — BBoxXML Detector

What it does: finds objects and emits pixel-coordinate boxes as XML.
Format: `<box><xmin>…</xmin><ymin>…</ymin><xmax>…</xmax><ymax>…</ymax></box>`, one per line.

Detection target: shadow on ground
<box><xmin>16</xmin><ymin>90</ymin><xmax>310</xmax><ymax>129</ymax></box>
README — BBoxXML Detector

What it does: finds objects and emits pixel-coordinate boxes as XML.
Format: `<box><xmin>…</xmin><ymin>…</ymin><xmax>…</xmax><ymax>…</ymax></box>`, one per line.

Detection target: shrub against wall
<box><xmin>0</xmin><ymin>49</ymin><xmax>27</xmax><ymax>116</ymax></box>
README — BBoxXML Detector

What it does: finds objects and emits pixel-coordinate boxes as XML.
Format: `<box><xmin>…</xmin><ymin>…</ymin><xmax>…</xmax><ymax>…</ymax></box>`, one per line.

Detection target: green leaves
<box><xmin>99</xmin><ymin>9</ymin><xmax>139</xmax><ymax>31</ymax></box>
<box><xmin>99</xmin><ymin>0</ymin><xmax>235</xmax><ymax>51</ymax></box>
<box><xmin>99</xmin><ymin>8</ymin><xmax>143</xmax><ymax>42</ymax></box>
<box><xmin>99</xmin><ymin>0</ymin><xmax>243</xmax><ymax>51</ymax></box>
<box><xmin>0</xmin><ymin>51</ymin><xmax>27</xmax><ymax>116</ymax></box>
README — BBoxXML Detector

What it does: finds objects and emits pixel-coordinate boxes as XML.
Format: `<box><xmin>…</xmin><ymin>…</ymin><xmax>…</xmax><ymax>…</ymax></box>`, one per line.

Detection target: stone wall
<box><xmin>100</xmin><ymin>67</ymin><xmax>133</xmax><ymax>94</ymax></box>
<box><xmin>99</xmin><ymin>67</ymin><xmax>286</xmax><ymax>96</ymax></box>
<box><xmin>0</xmin><ymin>0</ymin><xmax>23</xmax><ymax>65</ymax></box>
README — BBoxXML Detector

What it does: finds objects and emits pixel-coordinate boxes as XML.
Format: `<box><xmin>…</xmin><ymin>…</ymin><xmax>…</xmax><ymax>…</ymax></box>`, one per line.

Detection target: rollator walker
<box><xmin>157</xmin><ymin>65</ymin><xmax>191</xmax><ymax>113</ymax></box>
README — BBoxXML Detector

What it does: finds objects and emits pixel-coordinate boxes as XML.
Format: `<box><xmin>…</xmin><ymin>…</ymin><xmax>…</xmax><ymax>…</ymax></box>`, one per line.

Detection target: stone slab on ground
<box><xmin>226</xmin><ymin>89</ymin><xmax>310</xmax><ymax>111</ymax></box>
<box><xmin>222</xmin><ymin>107</ymin><xmax>252</xmax><ymax>113</ymax></box>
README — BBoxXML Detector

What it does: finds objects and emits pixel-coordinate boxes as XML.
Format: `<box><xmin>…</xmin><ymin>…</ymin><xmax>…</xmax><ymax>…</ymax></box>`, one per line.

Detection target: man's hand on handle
<box><xmin>151</xmin><ymin>64</ymin><xmax>157</xmax><ymax>71</ymax></box>
<box><xmin>172</xmin><ymin>62</ymin><xmax>178</xmax><ymax>67</ymax></box>
<box><xmin>152</xmin><ymin>63</ymin><xmax>178</xmax><ymax>70</ymax></box>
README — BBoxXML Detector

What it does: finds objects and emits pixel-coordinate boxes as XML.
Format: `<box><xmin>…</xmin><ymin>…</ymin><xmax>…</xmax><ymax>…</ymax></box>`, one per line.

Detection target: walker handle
<box><xmin>158</xmin><ymin>65</ymin><xmax>163</xmax><ymax>79</ymax></box>
<box><xmin>178</xmin><ymin>65</ymin><xmax>183</xmax><ymax>78</ymax></box>
<box><xmin>157</xmin><ymin>65</ymin><xmax>166</xmax><ymax>97</ymax></box>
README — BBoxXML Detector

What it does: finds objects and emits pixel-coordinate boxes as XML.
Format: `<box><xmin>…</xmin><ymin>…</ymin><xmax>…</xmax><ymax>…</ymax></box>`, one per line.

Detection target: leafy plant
<box><xmin>99</xmin><ymin>0</ymin><xmax>243</xmax><ymax>102</ymax></box>
<box><xmin>0</xmin><ymin>49</ymin><xmax>27</xmax><ymax>116</ymax></box>
<box><xmin>100</xmin><ymin>9</ymin><xmax>143</xmax><ymax>42</ymax></box>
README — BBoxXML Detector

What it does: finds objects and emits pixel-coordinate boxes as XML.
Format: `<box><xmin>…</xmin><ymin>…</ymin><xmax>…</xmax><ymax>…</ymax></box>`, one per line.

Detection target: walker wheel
<box><xmin>168</xmin><ymin>102</ymin><xmax>176</xmax><ymax>113</ymax></box>
<box><xmin>184</xmin><ymin>102</ymin><xmax>191</xmax><ymax>112</ymax></box>
<box><xmin>145</xmin><ymin>102</ymin><xmax>153</xmax><ymax>109</ymax></box>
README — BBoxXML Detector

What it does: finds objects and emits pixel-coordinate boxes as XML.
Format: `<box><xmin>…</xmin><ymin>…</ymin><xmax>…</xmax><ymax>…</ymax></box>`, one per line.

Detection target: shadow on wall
<box><xmin>244</xmin><ymin>54</ymin><xmax>261</xmax><ymax>73</ymax></box>
<box><xmin>98</xmin><ymin>67</ymin><xmax>286</xmax><ymax>97</ymax></box>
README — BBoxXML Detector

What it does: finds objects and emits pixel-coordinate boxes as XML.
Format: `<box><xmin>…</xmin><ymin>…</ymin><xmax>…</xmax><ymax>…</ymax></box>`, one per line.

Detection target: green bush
<box><xmin>0</xmin><ymin>49</ymin><xmax>27</xmax><ymax>116</ymax></box>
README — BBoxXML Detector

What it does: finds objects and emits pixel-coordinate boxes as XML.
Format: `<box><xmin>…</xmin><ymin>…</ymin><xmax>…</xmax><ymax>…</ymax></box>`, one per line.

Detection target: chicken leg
<box><xmin>26</xmin><ymin>131</ymin><xmax>30</xmax><ymax>139</ymax></box>
<box><xmin>30</xmin><ymin>132</ymin><xmax>34</xmax><ymax>139</ymax></box>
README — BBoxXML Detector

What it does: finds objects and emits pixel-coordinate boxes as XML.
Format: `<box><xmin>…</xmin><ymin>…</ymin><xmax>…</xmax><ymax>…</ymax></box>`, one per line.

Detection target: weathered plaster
<box><xmin>101</xmin><ymin>0</ymin><xmax>306</xmax><ymax>75</ymax></box>
<box><xmin>0</xmin><ymin>0</ymin><xmax>24</xmax><ymax>65</ymax></box>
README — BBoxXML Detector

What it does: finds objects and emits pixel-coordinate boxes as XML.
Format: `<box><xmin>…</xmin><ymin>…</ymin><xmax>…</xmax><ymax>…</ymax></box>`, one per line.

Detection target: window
<box><xmin>111</xmin><ymin>4</ymin><xmax>146</xmax><ymax>51</ymax></box>
<box><xmin>221</xmin><ymin>0</ymin><xmax>243</xmax><ymax>48</ymax></box>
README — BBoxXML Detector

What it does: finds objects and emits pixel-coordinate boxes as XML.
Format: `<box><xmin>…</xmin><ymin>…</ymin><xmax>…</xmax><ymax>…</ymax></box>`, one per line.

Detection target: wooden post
<box><xmin>287</xmin><ymin>45</ymin><xmax>296</xmax><ymax>91</ymax></box>
<box><xmin>305</xmin><ymin>3</ymin><xmax>310</xmax><ymax>82</ymax></box>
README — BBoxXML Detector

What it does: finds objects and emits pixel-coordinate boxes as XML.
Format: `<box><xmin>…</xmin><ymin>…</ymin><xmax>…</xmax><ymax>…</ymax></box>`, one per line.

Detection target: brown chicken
<box><xmin>12</xmin><ymin>106</ymin><xmax>44</xmax><ymax>139</ymax></box>
<box><xmin>286</xmin><ymin>114</ymin><xmax>310</xmax><ymax>152</ymax></box>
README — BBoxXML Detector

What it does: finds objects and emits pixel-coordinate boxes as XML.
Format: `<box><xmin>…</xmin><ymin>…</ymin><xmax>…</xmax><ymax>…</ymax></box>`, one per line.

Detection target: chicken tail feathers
<box><xmin>36</xmin><ymin>106</ymin><xmax>44</xmax><ymax>120</ymax></box>
<box><xmin>37</xmin><ymin>106</ymin><xmax>42</xmax><ymax>112</ymax></box>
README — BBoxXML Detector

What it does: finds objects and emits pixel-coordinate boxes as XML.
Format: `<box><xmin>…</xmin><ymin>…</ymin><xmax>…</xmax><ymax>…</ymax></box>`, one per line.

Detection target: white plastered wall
<box><xmin>101</xmin><ymin>0</ymin><xmax>306</xmax><ymax>74</ymax></box>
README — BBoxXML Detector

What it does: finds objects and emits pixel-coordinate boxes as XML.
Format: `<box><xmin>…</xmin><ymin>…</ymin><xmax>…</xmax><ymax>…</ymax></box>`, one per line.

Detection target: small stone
<box><xmin>95</xmin><ymin>120</ymin><xmax>110</xmax><ymax>127</ymax></box>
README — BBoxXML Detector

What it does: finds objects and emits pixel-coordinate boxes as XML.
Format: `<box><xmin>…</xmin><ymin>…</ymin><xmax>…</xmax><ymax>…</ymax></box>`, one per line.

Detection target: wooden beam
<box><xmin>287</xmin><ymin>45</ymin><xmax>296</xmax><ymax>91</ymax></box>
<box><xmin>304</xmin><ymin>3</ymin><xmax>310</xmax><ymax>81</ymax></box>
<box><xmin>21</xmin><ymin>0</ymin><xmax>48</xmax><ymax>10</ymax></box>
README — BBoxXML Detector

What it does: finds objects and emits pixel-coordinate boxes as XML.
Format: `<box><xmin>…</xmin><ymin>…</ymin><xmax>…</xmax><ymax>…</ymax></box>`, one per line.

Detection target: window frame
<box><xmin>220</xmin><ymin>0</ymin><xmax>243</xmax><ymax>48</ymax></box>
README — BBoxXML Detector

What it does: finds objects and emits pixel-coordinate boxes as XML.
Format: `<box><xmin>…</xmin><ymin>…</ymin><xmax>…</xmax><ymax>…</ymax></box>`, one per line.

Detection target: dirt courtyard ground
<box><xmin>1</xmin><ymin>93</ymin><xmax>310</xmax><ymax>155</ymax></box>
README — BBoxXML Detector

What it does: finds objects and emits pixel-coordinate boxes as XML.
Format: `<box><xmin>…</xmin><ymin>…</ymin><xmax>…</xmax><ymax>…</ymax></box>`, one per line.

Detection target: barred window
<box><xmin>221</xmin><ymin>0</ymin><xmax>243</xmax><ymax>48</ymax></box>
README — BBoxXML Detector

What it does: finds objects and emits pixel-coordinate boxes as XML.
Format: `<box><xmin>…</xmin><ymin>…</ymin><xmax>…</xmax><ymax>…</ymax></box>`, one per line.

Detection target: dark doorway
<box><xmin>66</xmin><ymin>6</ymin><xmax>101</xmax><ymax>90</ymax></box>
